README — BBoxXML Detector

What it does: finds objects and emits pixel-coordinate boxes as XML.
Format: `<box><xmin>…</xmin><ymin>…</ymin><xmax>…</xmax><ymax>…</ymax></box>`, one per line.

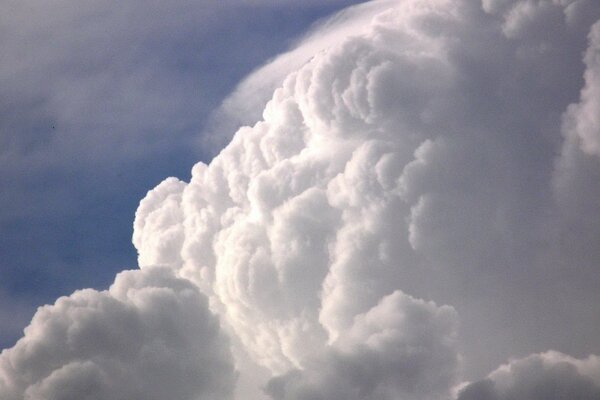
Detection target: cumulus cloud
<box><xmin>265</xmin><ymin>291</ymin><xmax>459</xmax><ymax>400</ymax></box>
<box><xmin>135</xmin><ymin>1</ymin><xmax>465</xmax><ymax>375</ymax></box>
<box><xmin>0</xmin><ymin>267</ymin><xmax>235</xmax><ymax>400</ymax></box>
<box><xmin>3</xmin><ymin>0</ymin><xmax>600</xmax><ymax>399</ymax></box>
<box><xmin>458</xmin><ymin>352</ymin><xmax>600</xmax><ymax>400</ymax></box>
<box><xmin>202</xmin><ymin>0</ymin><xmax>401</xmax><ymax>152</ymax></box>
<box><xmin>566</xmin><ymin>20</ymin><xmax>600</xmax><ymax>157</ymax></box>
<box><xmin>133</xmin><ymin>0</ymin><xmax>600</xmax><ymax>395</ymax></box>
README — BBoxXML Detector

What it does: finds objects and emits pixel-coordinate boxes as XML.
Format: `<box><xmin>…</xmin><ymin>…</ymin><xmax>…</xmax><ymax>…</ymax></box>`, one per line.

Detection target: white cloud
<box><xmin>201</xmin><ymin>0</ymin><xmax>402</xmax><ymax>152</ymax></box>
<box><xmin>134</xmin><ymin>0</ymin><xmax>600</xmax><ymax>394</ymax></box>
<box><xmin>266</xmin><ymin>291</ymin><xmax>459</xmax><ymax>400</ymax></box>
<box><xmin>135</xmin><ymin>1</ymin><xmax>461</xmax><ymax>374</ymax></box>
<box><xmin>3</xmin><ymin>0</ymin><xmax>600</xmax><ymax>399</ymax></box>
<box><xmin>0</xmin><ymin>267</ymin><xmax>235</xmax><ymax>400</ymax></box>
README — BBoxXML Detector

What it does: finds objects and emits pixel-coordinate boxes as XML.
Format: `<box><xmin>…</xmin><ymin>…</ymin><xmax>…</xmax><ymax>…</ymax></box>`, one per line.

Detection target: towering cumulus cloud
<box><xmin>3</xmin><ymin>0</ymin><xmax>600</xmax><ymax>399</ymax></box>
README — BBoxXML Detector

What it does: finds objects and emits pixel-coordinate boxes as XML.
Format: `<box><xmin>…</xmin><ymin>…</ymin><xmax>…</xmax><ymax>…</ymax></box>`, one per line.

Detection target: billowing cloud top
<box><xmin>3</xmin><ymin>0</ymin><xmax>600</xmax><ymax>399</ymax></box>
<box><xmin>458</xmin><ymin>352</ymin><xmax>600</xmax><ymax>400</ymax></box>
<box><xmin>0</xmin><ymin>267</ymin><xmax>235</xmax><ymax>400</ymax></box>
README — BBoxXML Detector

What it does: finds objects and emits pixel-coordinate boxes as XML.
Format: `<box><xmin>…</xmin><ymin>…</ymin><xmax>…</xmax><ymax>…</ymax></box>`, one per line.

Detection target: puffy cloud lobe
<box><xmin>266</xmin><ymin>291</ymin><xmax>459</xmax><ymax>400</ymax></box>
<box><xmin>202</xmin><ymin>0</ymin><xmax>403</xmax><ymax>153</ymax></box>
<box><xmin>457</xmin><ymin>352</ymin><xmax>600</xmax><ymax>400</ymax></box>
<box><xmin>0</xmin><ymin>267</ymin><xmax>235</xmax><ymax>400</ymax></box>
<box><xmin>563</xmin><ymin>20</ymin><xmax>600</xmax><ymax>157</ymax></box>
<box><xmin>133</xmin><ymin>177</ymin><xmax>186</xmax><ymax>269</ymax></box>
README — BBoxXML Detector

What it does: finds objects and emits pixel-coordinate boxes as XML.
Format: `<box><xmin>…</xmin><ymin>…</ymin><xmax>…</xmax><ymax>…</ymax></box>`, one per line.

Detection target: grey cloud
<box><xmin>0</xmin><ymin>267</ymin><xmax>235</xmax><ymax>400</ymax></box>
<box><xmin>457</xmin><ymin>352</ymin><xmax>600</xmax><ymax>400</ymax></box>
<box><xmin>561</xmin><ymin>19</ymin><xmax>600</xmax><ymax>157</ymax></box>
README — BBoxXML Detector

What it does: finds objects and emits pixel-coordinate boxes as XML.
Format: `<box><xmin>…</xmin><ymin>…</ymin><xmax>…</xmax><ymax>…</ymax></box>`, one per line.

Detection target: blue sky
<box><xmin>0</xmin><ymin>0</ymin><xmax>365</xmax><ymax>349</ymax></box>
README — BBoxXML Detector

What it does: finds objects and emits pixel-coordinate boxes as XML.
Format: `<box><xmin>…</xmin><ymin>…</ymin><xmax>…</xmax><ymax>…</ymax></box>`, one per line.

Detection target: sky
<box><xmin>1</xmin><ymin>1</ymin><xmax>600</xmax><ymax>400</ymax></box>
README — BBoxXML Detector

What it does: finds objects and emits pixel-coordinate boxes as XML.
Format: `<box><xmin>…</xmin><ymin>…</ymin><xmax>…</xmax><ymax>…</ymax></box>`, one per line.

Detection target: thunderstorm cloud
<box><xmin>2</xmin><ymin>0</ymin><xmax>600</xmax><ymax>399</ymax></box>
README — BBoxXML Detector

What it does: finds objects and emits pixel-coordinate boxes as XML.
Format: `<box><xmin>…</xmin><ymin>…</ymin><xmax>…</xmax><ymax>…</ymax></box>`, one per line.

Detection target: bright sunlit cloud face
<box><xmin>2</xmin><ymin>0</ymin><xmax>600</xmax><ymax>399</ymax></box>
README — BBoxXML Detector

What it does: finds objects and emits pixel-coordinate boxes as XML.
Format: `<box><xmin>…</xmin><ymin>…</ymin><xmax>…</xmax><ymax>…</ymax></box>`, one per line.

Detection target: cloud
<box><xmin>134</xmin><ymin>0</ymin><xmax>600</xmax><ymax>391</ymax></box>
<box><xmin>0</xmin><ymin>291</ymin><xmax>37</xmax><ymax>350</ymax></box>
<box><xmin>135</xmin><ymin>1</ymin><xmax>471</xmax><ymax>374</ymax></box>
<box><xmin>265</xmin><ymin>291</ymin><xmax>459</xmax><ymax>400</ymax></box>
<box><xmin>3</xmin><ymin>0</ymin><xmax>600</xmax><ymax>399</ymax></box>
<box><xmin>0</xmin><ymin>0</ymin><xmax>364</xmax><ymax>348</ymax></box>
<box><xmin>565</xmin><ymin>20</ymin><xmax>600</xmax><ymax>157</ymax></box>
<box><xmin>0</xmin><ymin>267</ymin><xmax>235</xmax><ymax>400</ymax></box>
<box><xmin>201</xmin><ymin>0</ymin><xmax>400</xmax><ymax>153</ymax></box>
<box><xmin>457</xmin><ymin>352</ymin><xmax>600</xmax><ymax>400</ymax></box>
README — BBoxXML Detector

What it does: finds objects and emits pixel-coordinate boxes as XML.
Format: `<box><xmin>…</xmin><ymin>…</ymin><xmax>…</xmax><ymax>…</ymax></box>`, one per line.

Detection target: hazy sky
<box><xmin>2</xmin><ymin>1</ymin><xmax>600</xmax><ymax>400</ymax></box>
